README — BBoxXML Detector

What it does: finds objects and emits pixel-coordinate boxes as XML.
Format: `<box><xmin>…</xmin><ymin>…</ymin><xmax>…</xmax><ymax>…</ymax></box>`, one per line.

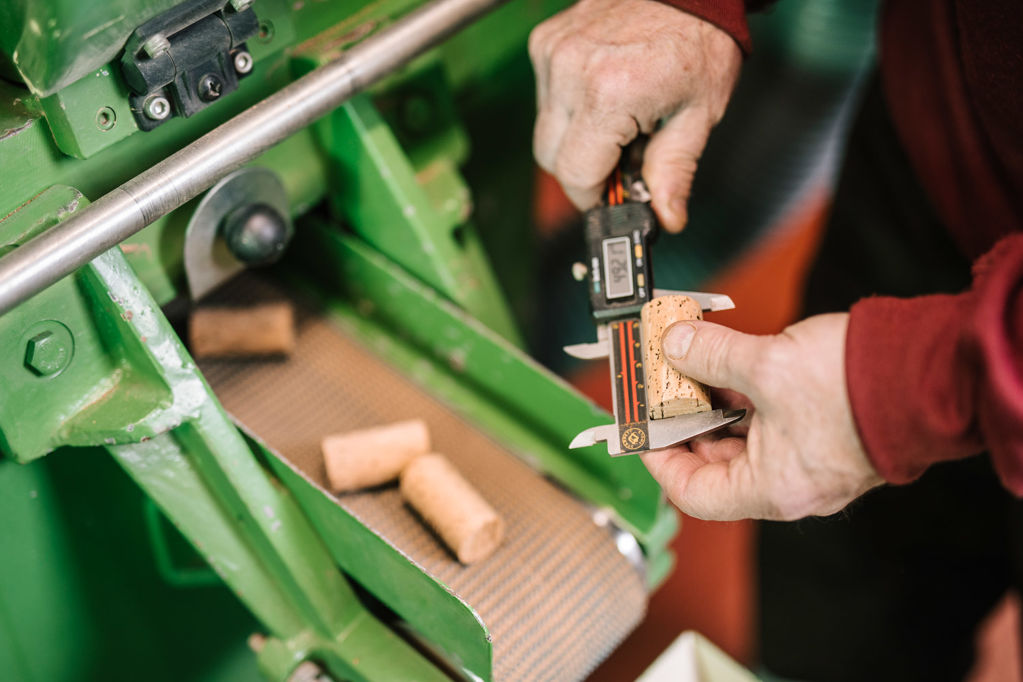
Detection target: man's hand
<box><xmin>528</xmin><ymin>0</ymin><xmax>742</xmax><ymax>232</ymax></box>
<box><xmin>641</xmin><ymin>314</ymin><xmax>885</xmax><ymax>521</ymax></box>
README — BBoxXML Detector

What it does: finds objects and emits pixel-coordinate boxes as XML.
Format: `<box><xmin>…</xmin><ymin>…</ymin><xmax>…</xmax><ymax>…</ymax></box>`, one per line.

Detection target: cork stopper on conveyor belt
<box><xmin>189</xmin><ymin>302</ymin><xmax>296</xmax><ymax>358</ymax></box>
<box><xmin>401</xmin><ymin>453</ymin><xmax>505</xmax><ymax>564</ymax></box>
<box><xmin>322</xmin><ymin>419</ymin><xmax>430</xmax><ymax>492</ymax></box>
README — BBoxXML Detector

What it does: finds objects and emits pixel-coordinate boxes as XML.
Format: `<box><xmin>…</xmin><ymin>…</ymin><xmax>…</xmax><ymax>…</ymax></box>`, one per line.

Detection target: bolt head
<box><xmin>198</xmin><ymin>74</ymin><xmax>224</xmax><ymax>102</ymax></box>
<box><xmin>142</xmin><ymin>33</ymin><xmax>170</xmax><ymax>59</ymax></box>
<box><xmin>233</xmin><ymin>51</ymin><xmax>254</xmax><ymax>75</ymax></box>
<box><xmin>143</xmin><ymin>95</ymin><xmax>171</xmax><ymax>121</ymax></box>
<box><xmin>25</xmin><ymin>331</ymin><xmax>69</xmax><ymax>377</ymax></box>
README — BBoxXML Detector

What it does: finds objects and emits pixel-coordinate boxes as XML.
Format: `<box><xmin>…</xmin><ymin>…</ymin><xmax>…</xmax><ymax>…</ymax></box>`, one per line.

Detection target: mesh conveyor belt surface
<box><xmin>196</xmin><ymin>277</ymin><xmax>647</xmax><ymax>681</ymax></box>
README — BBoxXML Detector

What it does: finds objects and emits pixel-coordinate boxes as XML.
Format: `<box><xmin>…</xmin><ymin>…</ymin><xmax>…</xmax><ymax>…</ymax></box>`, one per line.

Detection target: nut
<box><xmin>25</xmin><ymin>331</ymin><xmax>69</xmax><ymax>377</ymax></box>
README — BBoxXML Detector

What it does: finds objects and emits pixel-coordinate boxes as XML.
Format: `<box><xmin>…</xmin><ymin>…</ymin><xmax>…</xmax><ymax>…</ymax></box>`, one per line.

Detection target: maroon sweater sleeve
<box><xmin>655</xmin><ymin>0</ymin><xmax>752</xmax><ymax>55</ymax></box>
<box><xmin>847</xmin><ymin>234</ymin><xmax>1023</xmax><ymax>493</ymax></box>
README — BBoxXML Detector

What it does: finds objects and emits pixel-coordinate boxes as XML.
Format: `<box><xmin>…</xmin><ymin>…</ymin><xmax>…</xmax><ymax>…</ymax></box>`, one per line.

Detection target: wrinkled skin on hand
<box><xmin>528</xmin><ymin>0</ymin><xmax>741</xmax><ymax>231</ymax></box>
<box><xmin>641</xmin><ymin>314</ymin><xmax>885</xmax><ymax>521</ymax></box>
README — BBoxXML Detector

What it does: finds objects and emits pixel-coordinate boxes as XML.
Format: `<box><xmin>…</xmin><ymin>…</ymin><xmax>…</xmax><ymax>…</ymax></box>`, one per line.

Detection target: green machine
<box><xmin>0</xmin><ymin>1</ymin><xmax>679</xmax><ymax>680</ymax></box>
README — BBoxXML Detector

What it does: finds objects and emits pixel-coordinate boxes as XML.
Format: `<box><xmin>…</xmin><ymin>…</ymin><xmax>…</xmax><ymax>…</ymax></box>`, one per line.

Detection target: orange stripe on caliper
<box><xmin>626</xmin><ymin>320</ymin><xmax>639</xmax><ymax>422</ymax></box>
<box><xmin>618</xmin><ymin>322</ymin><xmax>630</xmax><ymax>423</ymax></box>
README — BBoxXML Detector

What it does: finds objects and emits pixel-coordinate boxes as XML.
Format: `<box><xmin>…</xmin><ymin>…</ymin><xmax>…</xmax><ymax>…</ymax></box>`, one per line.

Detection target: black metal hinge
<box><xmin>120</xmin><ymin>0</ymin><xmax>259</xmax><ymax>131</ymax></box>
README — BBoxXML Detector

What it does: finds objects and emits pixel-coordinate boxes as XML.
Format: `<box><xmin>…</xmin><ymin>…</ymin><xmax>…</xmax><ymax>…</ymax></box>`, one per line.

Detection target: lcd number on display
<box><xmin>602</xmin><ymin>236</ymin><xmax>634</xmax><ymax>300</ymax></box>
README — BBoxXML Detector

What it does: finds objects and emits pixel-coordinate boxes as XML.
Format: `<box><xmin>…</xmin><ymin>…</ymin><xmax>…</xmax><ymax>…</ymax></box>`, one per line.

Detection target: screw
<box><xmin>198</xmin><ymin>74</ymin><xmax>223</xmax><ymax>102</ymax></box>
<box><xmin>24</xmin><ymin>331</ymin><xmax>69</xmax><ymax>377</ymax></box>
<box><xmin>229</xmin><ymin>0</ymin><xmax>254</xmax><ymax>11</ymax></box>
<box><xmin>141</xmin><ymin>33</ymin><xmax>171</xmax><ymax>58</ymax></box>
<box><xmin>233</xmin><ymin>51</ymin><xmax>253</xmax><ymax>75</ymax></box>
<box><xmin>95</xmin><ymin>106</ymin><xmax>116</xmax><ymax>131</ymax></box>
<box><xmin>143</xmin><ymin>95</ymin><xmax>171</xmax><ymax>120</ymax></box>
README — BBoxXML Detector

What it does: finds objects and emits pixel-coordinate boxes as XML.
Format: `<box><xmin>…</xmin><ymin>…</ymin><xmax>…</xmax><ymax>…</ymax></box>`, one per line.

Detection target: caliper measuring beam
<box><xmin>566</xmin><ymin>140</ymin><xmax>745</xmax><ymax>456</ymax></box>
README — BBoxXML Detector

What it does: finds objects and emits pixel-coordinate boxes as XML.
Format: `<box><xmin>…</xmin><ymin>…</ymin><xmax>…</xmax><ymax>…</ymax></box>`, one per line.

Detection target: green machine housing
<box><xmin>0</xmin><ymin>1</ymin><xmax>680</xmax><ymax>680</ymax></box>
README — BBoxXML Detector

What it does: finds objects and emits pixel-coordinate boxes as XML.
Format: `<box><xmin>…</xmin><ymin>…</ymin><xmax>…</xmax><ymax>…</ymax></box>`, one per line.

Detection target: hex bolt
<box><xmin>233</xmin><ymin>51</ymin><xmax>254</xmax><ymax>75</ymax></box>
<box><xmin>24</xmin><ymin>331</ymin><xmax>69</xmax><ymax>377</ymax></box>
<box><xmin>198</xmin><ymin>74</ymin><xmax>224</xmax><ymax>102</ymax></box>
<box><xmin>141</xmin><ymin>33</ymin><xmax>171</xmax><ymax>59</ymax></box>
<box><xmin>143</xmin><ymin>95</ymin><xmax>171</xmax><ymax>121</ymax></box>
<box><xmin>229</xmin><ymin>0</ymin><xmax>254</xmax><ymax>11</ymax></box>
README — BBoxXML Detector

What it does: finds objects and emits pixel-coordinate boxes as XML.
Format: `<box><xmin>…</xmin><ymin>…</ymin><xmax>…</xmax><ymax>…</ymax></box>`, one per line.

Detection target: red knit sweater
<box><xmin>660</xmin><ymin>0</ymin><xmax>1023</xmax><ymax>491</ymax></box>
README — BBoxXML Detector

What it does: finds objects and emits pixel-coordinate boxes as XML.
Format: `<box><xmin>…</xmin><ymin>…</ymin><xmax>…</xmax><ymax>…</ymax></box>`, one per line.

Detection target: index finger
<box><xmin>553</xmin><ymin>110</ymin><xmax>639</xmax><ymax>209</ymax></box>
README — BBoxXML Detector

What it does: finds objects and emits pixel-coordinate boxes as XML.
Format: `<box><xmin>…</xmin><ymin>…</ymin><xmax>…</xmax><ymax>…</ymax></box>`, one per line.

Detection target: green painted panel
<box><xmin>0</xmin><ymin>447</ymin><xmax>263</xmax><ymax>682</ymax></box>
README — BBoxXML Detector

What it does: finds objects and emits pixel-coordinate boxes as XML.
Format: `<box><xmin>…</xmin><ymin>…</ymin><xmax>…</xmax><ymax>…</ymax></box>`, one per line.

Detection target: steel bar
<box><xmin>0</xmin><ymin>0</ymin><xmax>509</xmax><ymax>316</ymax></box>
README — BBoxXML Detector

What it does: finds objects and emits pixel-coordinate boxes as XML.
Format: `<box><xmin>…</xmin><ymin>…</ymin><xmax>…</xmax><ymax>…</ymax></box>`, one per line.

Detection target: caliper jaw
<box><xmin>565</xmin><ymin>292</ymin><xmax>743</xmax><ymax>456</ymax></box>
<box><xmin>570</xmin><ymin>409</ymin><xmax>747</xmax><ymax>456</ymax></box>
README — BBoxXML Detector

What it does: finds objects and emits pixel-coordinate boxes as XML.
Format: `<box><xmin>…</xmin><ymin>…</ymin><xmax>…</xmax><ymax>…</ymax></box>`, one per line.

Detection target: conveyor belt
<box><xmin>197</xmin><ymin>277</ymin><xmax>646</xmax><ymax>681</ymax></box>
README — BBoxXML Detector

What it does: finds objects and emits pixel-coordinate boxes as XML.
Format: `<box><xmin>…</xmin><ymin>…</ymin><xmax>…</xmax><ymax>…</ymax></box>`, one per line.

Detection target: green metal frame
<box><xmin>0</xmin><ymin>0</ymin><xmax>678</xmax><ymax>679</ymax></box>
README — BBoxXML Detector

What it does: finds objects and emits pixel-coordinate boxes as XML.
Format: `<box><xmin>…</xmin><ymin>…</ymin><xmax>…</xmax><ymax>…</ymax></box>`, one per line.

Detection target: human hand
<box><xmin>528</xmin><ymin>0</ymin><xmax>742</xmax><ymax>232</ymax></box>
<box><xmin>640</xmin><ymin>314</ymin><xmax>884</xmax><ymax>521</ymax></box>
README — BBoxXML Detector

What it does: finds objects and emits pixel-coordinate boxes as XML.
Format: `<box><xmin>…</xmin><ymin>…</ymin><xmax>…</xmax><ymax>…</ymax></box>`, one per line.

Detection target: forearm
<box><xmin>654</xmin><ymin>0</ymin><xmax>752</xmax><ymax>54</ymax></box>
<box><xmin>846</xmin><ymin>233</ymin><xmax>1023</xmax><ymax>492</ymax></box>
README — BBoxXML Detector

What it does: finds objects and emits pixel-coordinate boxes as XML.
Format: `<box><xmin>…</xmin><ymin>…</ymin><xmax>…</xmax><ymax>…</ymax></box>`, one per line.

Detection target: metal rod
<box><xmin>0</xmin><ymin>0</ymin><xmax>508</xmax><ymax>315</ymax></box>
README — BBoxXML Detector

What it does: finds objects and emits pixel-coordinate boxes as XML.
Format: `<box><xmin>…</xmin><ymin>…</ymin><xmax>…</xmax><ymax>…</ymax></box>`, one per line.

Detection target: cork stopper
<box><xmin>189</xmin><ymin>303</ymin><xmax>295</xmax><ymax>358</ymax></box>
<box><xmin>640</xmin><ymin>295</ymin><xmax>712</xmax><ymax>418</ymax></box>
<box><xmin>322</xmin><ymin>419</ymin><xmax>430</xmax><ymax>492</ymax></box>
<box><xmin>400</xmin><ymin>453</ymin><xmax>504</xmax><ymax>564</ymax></box>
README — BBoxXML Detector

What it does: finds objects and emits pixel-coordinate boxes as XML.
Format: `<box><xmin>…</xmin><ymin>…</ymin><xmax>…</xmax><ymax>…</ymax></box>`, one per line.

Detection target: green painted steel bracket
<box><xmin>293</xmin><ymin>40</ymin><xmax>521</xmax><ymax>344</ymax></box>
<box><xmin>25</xmin><ymin>0</ymin><xmax>297</xmax><ymax>159</ymax></box>
<box><xmin>287</xmin><ymin>218</ymin><xmax>679</xmax><ymax>572</ymax></box>
<box><xmin>255</xmin><ymin>433</ymin><xmax>496</xmax><ymax>681</ymax></box>
<box><xmin>0</xmin><ymin>192</ymin><xmax>447</xmax><ymax>682</ymax></box>
<box><xmin>142</xmin><ymin>496</ymin><xmax>232</xmax><ymax>589</ymax></box>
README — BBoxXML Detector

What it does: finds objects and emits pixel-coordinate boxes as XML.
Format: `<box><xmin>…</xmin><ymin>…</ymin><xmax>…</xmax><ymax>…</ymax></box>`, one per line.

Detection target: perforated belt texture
<box><xmin>197</xmin><ymin>276</ymin><xmax>647</xmax><ymax>681</ymax></box>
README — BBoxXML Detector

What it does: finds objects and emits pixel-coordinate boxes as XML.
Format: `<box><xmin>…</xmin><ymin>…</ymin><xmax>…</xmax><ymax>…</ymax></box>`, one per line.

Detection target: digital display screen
<box><xmin>602</xmin><ymin>237</ymin><xmax>634</xmax><ymax>300</ymax></box>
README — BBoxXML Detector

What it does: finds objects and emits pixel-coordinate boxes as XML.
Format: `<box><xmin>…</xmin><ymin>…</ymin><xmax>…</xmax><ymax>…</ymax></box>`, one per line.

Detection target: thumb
<box><xmin>661</xmin><ymin>320</ymin><xmax>762</xmax><ymax>396</ymax></box>
<box><xmin>643</xmin><ymin>107</ymin><xmax>714</xmax><ymax>233</ymax></box>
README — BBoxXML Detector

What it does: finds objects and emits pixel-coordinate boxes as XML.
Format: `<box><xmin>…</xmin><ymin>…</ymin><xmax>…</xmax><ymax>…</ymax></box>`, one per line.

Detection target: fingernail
<box><xmin>663</xmin><ymin>323</ymin><xmax>695</xmax><ymax>360</ymax></box>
